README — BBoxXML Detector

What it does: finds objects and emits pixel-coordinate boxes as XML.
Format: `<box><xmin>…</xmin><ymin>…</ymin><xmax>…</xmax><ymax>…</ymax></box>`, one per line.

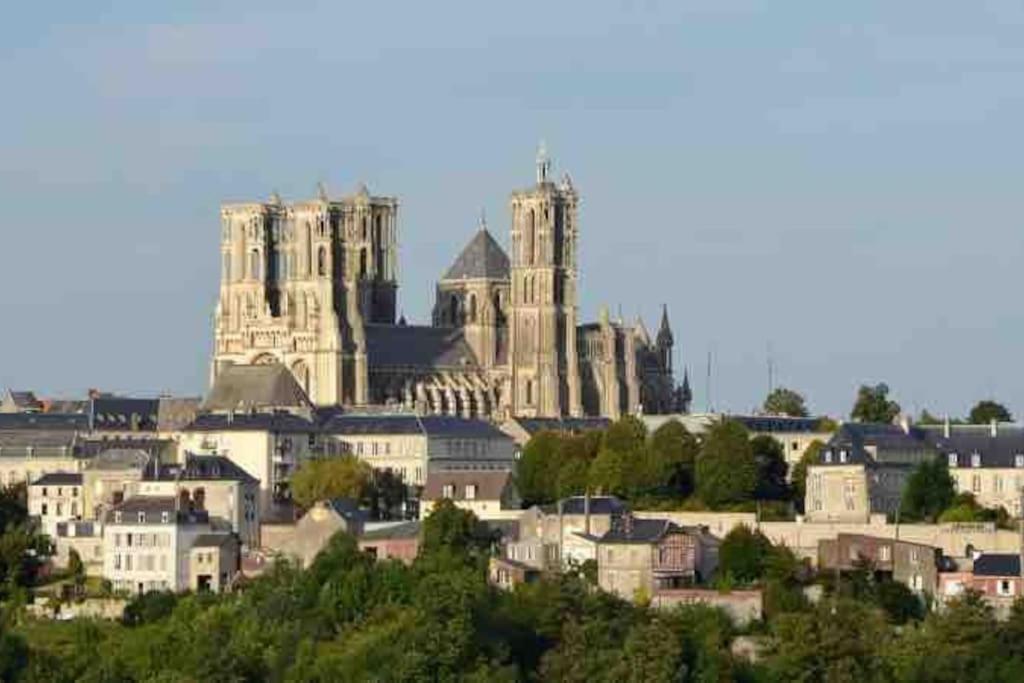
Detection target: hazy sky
<box><xmin>2</xmin><ymin>1</ymin><xmax>1022</xmax><ymax>418</ymax></box>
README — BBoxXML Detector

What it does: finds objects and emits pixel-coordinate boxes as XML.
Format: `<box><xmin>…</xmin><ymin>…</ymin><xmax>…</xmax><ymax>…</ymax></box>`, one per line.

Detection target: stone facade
<box><xmin>211</xmin><ymin>147</ymin><xmax>683</xmax><ymax>420</ymax></box>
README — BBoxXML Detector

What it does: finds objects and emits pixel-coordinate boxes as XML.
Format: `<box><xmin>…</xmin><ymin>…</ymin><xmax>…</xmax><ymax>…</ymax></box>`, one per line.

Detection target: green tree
<box><xmin>420</xmin><ymin>499</ymin><xmax>492</xmax><ymax>559</ymax></box>
<box><xmin>515</xmin><ymin>431</ymin><xmax>562</xmax><ymax>506</ymax></box>
<box><xmin>644</xmin><ymin>419</ymin><xmax>699</xmax><ymax>499</ymax></box>
<box><xmin>851</xmin><ymin>382</ymin><xmax>901</xmax><ymax>423</ymax></box>
<box><xmin>969</xmin><ymin>400</ymin><xmax>1013</xmax><ymax>425</ymax></box>
<box><xmin>901</xmin><ymin>458</ymin><xmax>955</xmax><ymax>522</ymax></box>
<box><xmin>695</xmin><ymin>420</ymin><xmax>757</xmax><ymax>508</ymax></box>
<box><xmin>602</xmin><ymin>415</ymin><xmax>647</xmax><ymax>455</ymax></box>
<box><xmin>790</xmin><ymin>440</ymin><xmax>825</xmax><ymax>513</ymax></box>
<box><xmin>588</xmin><ymin>447</ymin><xmax>630</xmax><ymax>498</ymax></box>
<box><xmin>763</xmin><ymin>387</ymin><xmax>809</xmax><ymax>417</ymax></box>
<box><xmin>717</xmin><ymin>525</ymin><xmax>774</xmax><ymax>584</ymax></box>
<box><xmin>289</xmin><ymin>455</ymin><xmax>372</xmax><ymax>509</ymax></box>
<box><xmin>750</xmin><ymin>435</ymin><xmax>789</xmax><ymax>500</ymax></box>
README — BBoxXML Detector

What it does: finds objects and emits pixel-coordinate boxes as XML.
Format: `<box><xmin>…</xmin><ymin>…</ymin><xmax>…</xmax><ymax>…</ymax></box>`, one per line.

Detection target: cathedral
<box><xmin>211</xmin><ymin>147</ymin><xmax>690</xmax><ymax>420</ymax></box>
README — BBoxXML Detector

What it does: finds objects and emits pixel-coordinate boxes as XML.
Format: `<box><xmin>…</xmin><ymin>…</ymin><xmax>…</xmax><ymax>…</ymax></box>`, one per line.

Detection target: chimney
<box><xmin>622</xmin><ymin>511</ymin><xmax>634</xmax><ymax>537</ymax></box>
<box><xmin>943</xmin><ymin>416</ymin><xmax>951</xmax><ymax>439</ymax></box>
<box><xmin>991</xmin><ymin>418</ymin><xmax>998</xmax><ymax>438</ymax></box>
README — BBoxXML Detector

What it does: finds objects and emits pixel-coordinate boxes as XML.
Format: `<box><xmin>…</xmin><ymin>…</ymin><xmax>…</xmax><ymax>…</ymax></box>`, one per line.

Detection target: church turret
<box><xmin>678</xmin><ymin>368</ymin><xmax>693</xmax><ymax>413</ymax></box>
<box><xmin>656</xmin><ymin>304</ymin><xmax>674</xmax><ymax>373</ymax></box>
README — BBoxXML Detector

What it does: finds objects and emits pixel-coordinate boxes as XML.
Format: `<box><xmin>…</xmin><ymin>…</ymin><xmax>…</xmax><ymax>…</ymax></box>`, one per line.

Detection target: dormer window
<box><xmin>137</xmin><ymin>512</ymin><xmax>146</xmax><ymax>523</ymax></box>
<box><xmin>824</xmin><ymin>450</ymin><xmax>833</xmax><ymax>464</ymax></box>
<box><xmin>839</xmin><ymin>450</ymin><xmax>848</xmax><ymax>464</ymax></box>
<box><xmin>948</xmin><ymin>453</ymin><xmax>958</xmax><ymax>468</ymax></box>
<box><xmin>1016</xmin><ymin>454</ymin><xmax>1024</xmax><ymax>469</ymax></box>
<box><xmin>114</xmin><ymin>511</ymin><xmax>122</xmax><ymax>523</ymax></box>
<box><xmin>971</xmin><ymin>453</ymin><xmax>981</xmax><ymax>468</ymax></box>
<box><xmin>161</xmin><ymin>511</ymin><xmax>170</xmax><ymax>523</ymax></box>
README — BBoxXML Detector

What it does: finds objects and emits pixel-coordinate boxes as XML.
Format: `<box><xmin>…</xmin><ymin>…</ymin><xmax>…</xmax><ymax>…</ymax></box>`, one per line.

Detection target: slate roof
<box><xmin>90</xmin><ymin>397</ymin><xmax>160</xmax><ymax>431</ymax></box>
<box><xmin>4</xmin><ymin>391</ymin><xmax>41</xmax><ymax>410</ymax></box>
<box><xmin>922</xmin><ymin>424</ymin><xmax>1024</xmax><ymax>468</ymax></box>
<box><xmin>732</xmin><ymin>415</ymin><xmax>825</xmax><ymax>434</ymax></box>
<box><xmin>192</xmin><ymin>533</ymin><xmax>237</xmax><ymax>549</ymax></box>
<box><xmin>361</xmin><ymin>521</ymin><xmax>421</xmax><ymax>541</ymax></box>
<box><xmin>31</xmin><ymin>472</ymin><xmax>83</xmax><ymax>486</ymax></box>
<box><xmin>0</xmin><ymin>429</ymin><xmax>79</xmax><ymax>451</ymax></box>
<box><xmin>0</xmin><ymin>413</ymin><xmax>88</xmax><ymax>431</ymax></box>
<box><xmin>86</xmin><ymin>449</ymin><xmax>152</xmax><ymax>471</ymax></box>
<box><xmin>542</xmin><ymin>496</ymin><xmax>627</xmax><ymax>516</ymax></box>
<box><xmin>442</xmin><ymin>229</ymin><xmax>510</xmax><ymax>281</ymax></box>
<box><xmin>321</xmin><ymin>414</ymin><xmax>423</xmax><ymax>435</ymax></box>
<box><xmin>106</xmin><ymin>496</ymin><xmax>210</xmax><ymax>525</ymax></box>
<box><xmin>157</xmin><ymin>397</ymin><xmax>202</xmax><ymax>431</ymax></box>
<box><xmin>423</xmin><ymin>470</ymin><xmax>513</xmax><ymax>501</ymax></box>
<box><xmin>973</xmin><ymin>553</ymin><xmax>1021</xmax><ymax>577</ymax></box>
<box><xmin>419</xmin><ymin>416</ymin><xmax>508</xmax><ymax>439</ymax></box>
<box><xmin>149</xmin><ymin>454</ymin><xmax>258</xmax><ymax>484</ymax></box>
<box><xmin>203</xmin><ymin>364</ymin><xmax>313</xmax><ymax>413</ymax></box>
<box><xmin>185</xmin><ymin>412</ymin><xmax>315</xmax><ymax>433</ymax></box>
<box><xmin>364</xmin><ymin>324</ymin><xmax>479</xmax><ymax>369</ymax></box>
<box><xmin>817</xmin><ymin>423</ymin><xmax>935</xmax><ymax>467</ymax></box>
<box><xmin>599</xmin><ymin>517</ymin><xmax>686</xmax><ymax>544</ymax></box>
<box><xmin>513</xmin><ymin>417</ymin><xmax>612</xmax><ymax>436</ymax></box>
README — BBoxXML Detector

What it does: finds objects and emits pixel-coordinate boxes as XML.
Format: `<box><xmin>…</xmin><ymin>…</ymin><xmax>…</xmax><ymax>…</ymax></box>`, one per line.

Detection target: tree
<box><xmin>851</xmin><ymin>383</ymin><xmax>901</xmax><ymax>423</ymax></box>
<box><xmin>717</xmin><ymin>525</ymin><xmax>774</xmax><ymax>584</ymax></box>
<box><xmin>901</xmin><ymin>458</ymin><xmax>955</xmax><ymax>522</ymax></box>
<box><xmin>588</xmin><ymin>447</ymin><xmax>630</xmax><ymax>498</ymax></box>
<box><xmin>289</xmin><ymin>455</ymin><xmax>372</xmax><ymax>510</ymax></box>
<box><xmin>369</xmin><ymin>468</ymin><xmax>407</xmax><ymax>520</ymax></box>
<box><xmin>645</xmin><ymin>420</ymin><xmax>700</xmax><ymax>499</ymax></box>
<box><xmin>515</xmin><ymin>431</ymin><xmax>562</xmax><ymax>506</ymax></box>
<box><xmin>750</xmin><ymin>435</ymin><xmax>789</xmax><ymax>500</ymax></box>
<box><xmin>602</xmin><ymin>415</ymin><xmax>647</xmax><ymax>456</ymax></box>
<box><xmin>790</xmin><ymin>440</ymin><xmax>825</xmax><ymax>513</ymax></box>
<box><xmin>969</xmin><ymin>400</ymin><xmax>1013</xmax><ymax>425</ymax></box>
<box><xmin>420</xmin><ymin>499</ymin><xmax>491</xmax><ymax>558</ymax></box>
<box><xmin>695</xmin><ymin>420</ymin><xmax>757</xmax><ymax>508</ymax></box>
<box><xmin>763</xmin><ymin>387</ymin><xmax>809</xmax><ymax>417</ymax></box>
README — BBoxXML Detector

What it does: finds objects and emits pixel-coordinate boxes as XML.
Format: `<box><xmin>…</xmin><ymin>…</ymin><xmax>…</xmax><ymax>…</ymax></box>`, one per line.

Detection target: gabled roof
<box><xmin>818</xmin><ymin>422</ymin><xmax>935</xmax><ymax>467</ymax></box>
<box><xmin>364</xmin><ymin>325</ymin><xmax>480</xmax><ymax>369</ymax></box>
<box><xmin>105</xmin><ymin>496</ymin><xmax>209</xmax><ymax>525</ymax></box>
<box><xmin>973</xmin><ymin>553</ymin><xmax>1021</xmax><ymax>577</ymax></box>
<box><xmin>184</xmin><ymin>412</ymin><xmax>315</xmax><ymax>434</ymax></box>
<box><xmin>923</xmin><ymin>424</ymin><xmax>1024</xmax><ymax>469</ymax></box>
<box><xmin>203</xmin><ymin>364</ymin><xmax>313</xmax><ymax>413</ymax></box>
<box><xmin>30</xmin><ymin>472</ymin><xmax>83</xmax><ymax>486</ymax></box>
<box><xmin>442</xmin><ymin>229</ymin><xmax>510</xmax><ymax>281</ymax></box>
<box><xmin>192</xmin><ymin>533</ymin><xmax>237</xmax><ymax>549</ymax></box>
<box><xmin>4</xmin><ymin>390</ymin><xmax>41</xmax><ymax>410</ymax></box>
<box><xmin>90</xmin><ymin>397</ymin><xmax>160</xmax><ymax>432</ymax></box>
<box><xmin>599</xmin><ymin>517</ymin><xmax>689</xmax><ymax>544</ymax></box>
<box><xmin>423</xmin><ymin>470</ymin><xmax>513</xmax><ymax>501</ymax></box>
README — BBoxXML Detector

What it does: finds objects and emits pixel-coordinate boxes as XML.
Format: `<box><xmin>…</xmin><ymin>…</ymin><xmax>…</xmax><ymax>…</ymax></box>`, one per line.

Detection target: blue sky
<box><xmin>1</xmin><ymin>1</ymin><xmax>1022</xmax><ymax>418</ymax></box>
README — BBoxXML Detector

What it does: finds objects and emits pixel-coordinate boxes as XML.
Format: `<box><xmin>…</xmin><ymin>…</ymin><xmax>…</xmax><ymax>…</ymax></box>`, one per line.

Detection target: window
<box><xmin>971</xmin><ymin>453</ymin><xmax>981</xmax><ymax>468</ymax></box>
<box><xmin>442</xmin><ymin>484</ymin><xmax>455</xmax><ymax>499</ymax></box>
<box><xmin>56</xmin><ymin>503</ymin><xmax>62</xmax><ymax>516</ymax></box>
<box><xmin>1016</xmin><ymin>454</ymin><xmax>1024</xmax><ymax>469</ymax></box>
<box><xmin>948</xmin><ymin>453</ymin><xmax>958</xmax><ymax>468</ymax></box>
<box><xmin>41</xmin><ymin>503</ymin><xmax>48</xmax><ymax>516</ymax></box>
<box><xmin>879</xmin><ymin>545</ymin><xmax>891</xmax><ymax>562</ymax></box>
<box><xmin>72</xmin><ymin>487</ymin><xmax>78</xmax><ymax>498</ymax></box>
<box><xmin>465</xmin><ymin>484</ymin><xmax>478</xmax><ymax>500</ymax></box>
<box><xmin>792</xmin><ymin>442</ymin><xmax>799</xmax><ymax>451</ymax></box>
<box><xmin>115</xmin><ymin>511</ymin><xmax>122</xmax><ymax>523</ymax></box>
<box><xmin>999</xmin><ymin>580</ymin><xmax>1015</xmax><ymax>596</ymax></box>
<box><xmin>318</xmin><ymin>246</ymin><xmax>327</xmax><ymax>276</ymax></box>
<box><xmin>972</xmin><ymin>475</ymin><xmax>981</xmax><ymax>493</ymax></box>
<box><xmin>137</xmin><ymin>512</ymin><xmax>146</xmax><ymax>523</ymax></box>
<box><xmin>41</xmin><ymin>487</ymin><xmax>47</xmax><ymax>497</ymax></box>
<box><xmin>161</xmin><ymin>511</ymin><xmax>169</xmax><ymax>523</ymax></box>
<box><xmin>824</xmin><ymin>450</ymin><xmax>833</xmax><ymax>464</ymax></box>
<box><xmin>839</xmin><ymin>450</ymin><xmax>848</xmax><ymax>463</ymax></box>
<box><xmin>996</xmin><ymin>476</ymin><xmax>1004</xmax><ymax>493</ymax></box>
<box><xmin>125</xmin><ymin>555</ymin><xmax>132</xmax><ymax>571</ymax></box>
<box><xmin>114</xmin><ymin>554</ymin><xmax>121</xmax><ymax>570</ymax></box>
<box><xmin>910</xmin><ymin>548</ymin><xmax>920</xmax><ymax>565</ymax></box>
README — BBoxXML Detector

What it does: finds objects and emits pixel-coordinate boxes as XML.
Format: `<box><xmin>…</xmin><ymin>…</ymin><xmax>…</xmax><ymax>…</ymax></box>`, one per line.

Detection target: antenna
<box><xmin>767</xmin><ymin>341</ymin><xmax>775</xmax><ymax>397</ymax></box>
<box><xmin>706</xmin><ymin>349</ymin><xmax>713</xmax><ymax>413</ymax></box>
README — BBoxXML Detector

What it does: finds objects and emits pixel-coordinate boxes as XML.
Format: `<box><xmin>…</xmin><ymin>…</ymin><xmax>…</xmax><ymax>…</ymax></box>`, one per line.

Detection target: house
<box><xmin>179</xmin><ymin>411</ymin><xmax>317</xmax><ymax>521</ymax></box>
<box><xmin>0</xmin><ymin>390</ymin><xmax>43</xmax><ymax>414</ymax></box>
<box><xmin>0</xmin><ymin>428</ymin><xmax>88</xmax><ymax>487</ymax></box>
<box><xmin>817</xmin><ymin>533</ymin><xmax>942</xmax><ymax>594</ymax></box>
<box><xmin>188</xmin><ymin>534</ymin><xmax>241</xmax><ymax>593</ymax></box>
<box><xmin>926</xmin><ymin>422</ymin><xmax>1024</xmax><ymax>516</ymax></box>
<box><xmin>358</xmin><ymin>521</ymin><xmax>421</xmax><ymax>564</ymax></box>
<box><xmin>489</xmin><ymin>556</ymin><xmax>542</xmax><ymax>590</ymax></box>
<box><xmin>939</xmin><ymin>553</ymin><xmax>1022</xmax><ymax>618</ymax></box>
<box><xmin>805</xmin><ymin>421</ymin><xmax>935</xmax><ymax>522</ymax></box>
<box><xmin>420</xmin><ymin>470</ymin><xmax>519</xmax><ymax>519</ymax></box>
<box><xmin>264</xmin><ymin>499</ymin><xmax>367</xmax><ymax>568</ymax></box>
<box><xmin>28</xmin><ymin>472</ymin><xmax>83</xmax><ymax>537</ymax></box>
<box><xmin>320</xmin><ymin>413</ymin><xmax>517</xmax><ymax>488</ymax></box>
<box><xmin>504</xmin><ymin>495</ymin><xmax>627</xmax><ymax>571</ymax></box>
<box><xmin>137</xmin><ymin>454</ymin><xmax>261</xmax><ymax>548</ymax></box>
<box><xmin>102</xmin><ymin>496</ymin><xmax>236</xmax><ymax>594</ymax></box>
<box><xmin>596</xmin><ymin>513</ymin><xmax>718</xmax><ymax>601</ymax></box>
<box><xmin>81</xmin><ymin>448</ymin><xmax>153</xmax><ymax>521</ymax></box>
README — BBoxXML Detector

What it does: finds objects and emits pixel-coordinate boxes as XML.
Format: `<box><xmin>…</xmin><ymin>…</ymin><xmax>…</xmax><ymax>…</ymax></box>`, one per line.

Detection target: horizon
<box><xmin>2</xmin><ymin>2</ymin><xmax>1022</xmax><ymax>419</ymax></box>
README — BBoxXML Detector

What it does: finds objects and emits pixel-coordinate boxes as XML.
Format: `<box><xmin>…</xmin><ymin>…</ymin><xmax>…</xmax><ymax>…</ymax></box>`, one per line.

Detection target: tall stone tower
<box><xmin>507</xmin><ymin>144</ymin><xmax>582</xmax><ymax>417</ymax></box>
<box><xmin>212</xmin><ymin>184</ymin><xmax>398</xmax><ymax>406</ymax></box>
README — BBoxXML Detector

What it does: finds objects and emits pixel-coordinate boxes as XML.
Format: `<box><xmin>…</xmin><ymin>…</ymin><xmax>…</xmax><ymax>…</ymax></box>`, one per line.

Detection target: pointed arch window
<box><xmin>317</xmin><ymin>246</ymin><xmax>327</xmax><ymax>276</ymax></box>
<box><xmin>468</xmin><ymin>294</ymin><xmax>477</xmax><ymax>323</ymax></box>
<box><xmin>249</xmin><ymin>250</ymin><xmax>261</xmax><ymax>280</ymax></box>
<box><xmin>450</xmin><ymin>294</ymin><xmax>459</xmax><ymax>326</ymax></box>
<box><xmin>222</xmin><ymin>252</ymin><xmax>231</xmax><ymax>282</ymax></box>
<box><xmin>525</xmin><ymin>209</ymin><xmax>535</xmax><ymax>265</ymax></box>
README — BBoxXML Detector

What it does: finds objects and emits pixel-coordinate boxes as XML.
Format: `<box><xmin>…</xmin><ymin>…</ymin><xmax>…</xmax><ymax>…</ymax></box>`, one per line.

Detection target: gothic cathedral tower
<box><xmin>212</xmin><ymin>185</ymin><xmax>398</xmax><ymax>407</ymax></box>
<box><xmin>508</xmin><ymin>145</ymin><xmax>582</xmax><ymax>417</ymax></box>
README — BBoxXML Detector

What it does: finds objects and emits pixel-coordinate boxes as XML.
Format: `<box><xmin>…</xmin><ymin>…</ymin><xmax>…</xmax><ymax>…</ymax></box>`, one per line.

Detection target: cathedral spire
<box><xmin>536</xmin><ymin>140</ymin><xmax>551</xmax><ymax>184</ymax></box>
<box><xmin>657</xmin><ymin>304</ymin><xmax>674</xmax><ymax>347</ymax></box>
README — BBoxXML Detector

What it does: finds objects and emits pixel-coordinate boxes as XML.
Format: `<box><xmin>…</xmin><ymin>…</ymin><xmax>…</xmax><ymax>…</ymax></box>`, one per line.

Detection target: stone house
<box><xmin>28</xmin><ymin>472</ymin><xmax>83</xmax><ymax>538</ymax></box>
<box><xmin>264</xmin><ymin>498</ymin><xmax>367</xmax><ymax>568</ymax></box>
<box><xmin>489</xmin><ymin>556</ymin><xmax>542</xmax><ymax>590</ymax></box>
<box><xmin>930</xmin><ymin>422</ymin><xmax>1024</xmax><ymax>515</ymax></box>
<box><xmin>596</xmin><ymin>514</ymin><xmax>718</xmax><ymax>601</ymax></box>
<box><xmin>420</xmin><ymin>469</ymin><xmax>519</xmax><ymax>520</ymax></box>
<box><xmin>817</xmin><ymin>533</ymin><xmax>942</xmax><ymax>593</ymax></box>
<box><xmin>939</xmin><ymin>553</ymin><xmax>1023</xmax><ymax>618</ymax></box>
<box><xmin>358</xmin><ymin>521</ymin><xmax>421</xmax><ymax>564</ymax></box>
<box><xmin>504</xmin><ymin>495</ymin><xmax>627</xmax><ymax>571</ymax></box>
<box><xmin>188</xmin><ymin>534</ymin><xmax>241</xmax><ymax>593</ymax></box>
